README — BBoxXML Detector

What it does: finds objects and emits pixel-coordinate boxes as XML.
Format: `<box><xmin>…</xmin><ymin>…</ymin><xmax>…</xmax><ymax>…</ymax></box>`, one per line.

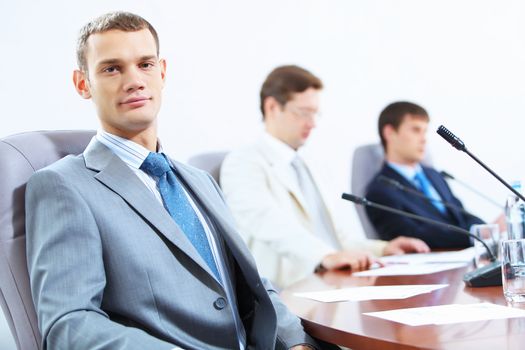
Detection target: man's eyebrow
<box><xmin>139</xmin><ymin>55</ymin><xmax>158</xmax><ymax>61</ymax></box>
<box><xmin>95</xmin><ymin>55</ymin><xmax>158</xmax><ymax>68</ymax></box>
<box><xmin>96</xmin><ymin>58</ymin><xmax>121</xmax><ymax>68</ymax></box>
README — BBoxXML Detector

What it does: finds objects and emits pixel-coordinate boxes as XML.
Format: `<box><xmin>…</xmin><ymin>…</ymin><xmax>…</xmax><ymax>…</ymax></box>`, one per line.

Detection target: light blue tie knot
<box><xmin>140</xmin><ymin>152</ymin><xmax>171</xmax><ymax>177</ymax></box>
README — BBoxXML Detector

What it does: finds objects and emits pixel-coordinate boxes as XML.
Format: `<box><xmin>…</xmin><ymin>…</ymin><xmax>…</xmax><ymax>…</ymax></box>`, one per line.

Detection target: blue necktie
<box><xmin>140</xmin><ymin>152</ymin><xmax>221</xmax><ymax>280</ymax></box>
<box><xmin>413</xmin><ymin>171</ymin><xmax>447</xmax><ymax>214</ymax></box>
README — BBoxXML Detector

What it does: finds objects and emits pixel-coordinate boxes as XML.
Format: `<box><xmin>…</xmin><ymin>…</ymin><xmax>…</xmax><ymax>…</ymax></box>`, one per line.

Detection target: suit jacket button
<box><xmin>214</xmin><ymin>297</ymin><xmax>227</xmax><ymax>310</ymax></box>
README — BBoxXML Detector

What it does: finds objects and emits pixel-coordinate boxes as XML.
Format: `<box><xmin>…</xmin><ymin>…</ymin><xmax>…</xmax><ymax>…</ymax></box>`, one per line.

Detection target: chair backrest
<box><xmin>351</xmin><ymin>143</ymin><xmax>432</xmax><ymax>239</ymax></box>
<box><xmin>187</xmin><ymin>151</ymin><xmax>228</xmax><ymax>184</ymax></box>
<box><xmin>0</xmin><ymin>130</ymin><xmax>95</xmax><ymax>350</ymax></box>
<box><xmin>351</xmin><ymin>144</ymin><xmax>385</xmax><ymax>239</ymax></box>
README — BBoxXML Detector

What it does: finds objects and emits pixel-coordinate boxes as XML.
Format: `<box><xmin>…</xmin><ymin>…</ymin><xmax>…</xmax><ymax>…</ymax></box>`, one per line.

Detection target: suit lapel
<box><xmin>83</xmin><ymin>139</ymin><xmax>217</xmax><ymax>280</ymax></box>
<box><xmin>383</xmin><ymin>164</ymin><xmax>447</xmax><ymax>217</ymax></box>
<box><xmin>255</xmin><ymin>140</ymin><xmax>310</xmax><ymax>215</ymax></box>
<box><xmin>172</xmin><ymin>161</ymin><xmax>260</xmax><ymax>278</ymax></box>
<box><xmin>423</xmin><ymin>167</ymin><xmax>461</xmax><ymax>222</ymax></box>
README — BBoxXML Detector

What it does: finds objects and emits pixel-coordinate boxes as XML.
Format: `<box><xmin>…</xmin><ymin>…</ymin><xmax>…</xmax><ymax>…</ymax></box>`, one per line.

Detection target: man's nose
<box><xmin>306</xmin><ymin>115</ymin><xmax>317</xmax><ymax>129</ymax></box>
<box><xmin>122</xmin><ymin>67</ymin><xmax>145</xmax><ymax>92</ymax></box>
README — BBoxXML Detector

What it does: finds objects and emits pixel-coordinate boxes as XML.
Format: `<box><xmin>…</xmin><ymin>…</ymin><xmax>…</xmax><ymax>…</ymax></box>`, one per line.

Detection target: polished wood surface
<box><xmin>281</xmin><ymin>265</ymin><xmax>525</xmax><ymax>350</ymax></box>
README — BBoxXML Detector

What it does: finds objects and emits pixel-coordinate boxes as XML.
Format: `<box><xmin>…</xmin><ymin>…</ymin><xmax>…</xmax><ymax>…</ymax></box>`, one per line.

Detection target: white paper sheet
<box><xmin>294</xmin><ymin>284</ymin><xmax>448</xmax><ymax>302</ymax></box>
<box><xmin>379</xmin><ymin>248</ymin><xmax>475</xmax><ymax>265</ymax></box>
<box><xmin>364</xmin><ymin>303</ymin><xmax>525</xmax><ymax>326</ymax></box>
<box><xmin>352</xmin><ymin>262</ymin><xmax>466</xmax><ymax>276</ymax></box>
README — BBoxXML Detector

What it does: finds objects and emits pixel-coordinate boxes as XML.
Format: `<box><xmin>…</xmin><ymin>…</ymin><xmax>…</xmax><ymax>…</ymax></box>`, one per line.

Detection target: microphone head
<box><xmin>437</xmin><ymin>125</ymin><xmax>466</xmax><ymax>151</ymax></box>
<box><xmin>341</xmin><ymin>193</ymin><xmax>367</xmax><ymax>205</ymax></box>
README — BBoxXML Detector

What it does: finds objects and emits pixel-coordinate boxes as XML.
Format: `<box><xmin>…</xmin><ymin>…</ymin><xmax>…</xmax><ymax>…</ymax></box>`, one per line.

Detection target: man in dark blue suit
<box><xmin>365</xmin><ymin>101</ymin><xmax>484</xmax><ymax>248</ymax></box>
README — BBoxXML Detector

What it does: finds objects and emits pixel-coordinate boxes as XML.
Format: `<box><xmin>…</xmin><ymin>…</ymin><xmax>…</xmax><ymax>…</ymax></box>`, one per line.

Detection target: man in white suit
<box><xmin>26</xmin><ymin>13</ymin><xmax>330</xmax><ymax>350</ymax></box>
<box><xmin>220</xmin><ymin>65</ymin><xmax>429</xmax><ymax>288</ymax></box>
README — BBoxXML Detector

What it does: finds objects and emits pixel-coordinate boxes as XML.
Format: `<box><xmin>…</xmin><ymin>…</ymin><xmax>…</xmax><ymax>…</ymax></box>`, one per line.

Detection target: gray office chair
<box><xmin>351</xmin><ymin>144</ymin><xmax>385</xmax><ymax>239</ymax></box>
<box><xmin>351</xmin><ymin>143</ymin><xmax>432</xmax><ymax>239</ymax></box>
<box><xmin>0</xmin><ymin>130</ymin><xmax>95</xmax><ymax>350</ymax></box>
<box><xmin>187</xmin><ymin>151</ymin><xmax>229</xmax><ymax>184</ymax></box>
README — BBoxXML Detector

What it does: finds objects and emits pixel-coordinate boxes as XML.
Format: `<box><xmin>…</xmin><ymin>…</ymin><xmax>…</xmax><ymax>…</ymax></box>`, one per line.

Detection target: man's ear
<box><xmin>73</xmin><ymin>70</ymin><xmax>92</xmax><ymax>99</ymax></box>
<box><xmin>382</xmin><ymin>124</ymin><xmax>396</xmax><ymax>143</ymax></box>
<box><xmin>263</xmin><ymin>96</ymin><xmax>283</xmax><ymax>119</ymax></box>
<box><xmin>159</xmin><ymin>58</ymin><xmax>167</xmax><ymax>86</ymax></box>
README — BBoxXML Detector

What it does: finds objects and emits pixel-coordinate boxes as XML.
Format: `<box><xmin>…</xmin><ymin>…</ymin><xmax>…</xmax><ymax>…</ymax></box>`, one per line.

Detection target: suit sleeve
<box><xmin>26</xmin><ymin>169</ymin><xmax>177</xmax><ymax>350</ymax></box>
<box><xmin>220</xmin><ymin>151</ymin><xmax>336</xmax><ymax>287</ymax></box>
<box><xmin>264</xmin><ymin>279</ymin><xmax>323</xmax><ymax>349</ymax></box>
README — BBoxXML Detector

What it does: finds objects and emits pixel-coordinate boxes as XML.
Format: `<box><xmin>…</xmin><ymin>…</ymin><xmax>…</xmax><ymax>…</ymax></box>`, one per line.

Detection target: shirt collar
<box><xmin>387</xmin><ymin>161</ymin><xmax>423</xmax><ymax>183</ymax></box>
<box><xmin>96</xmin><ymin>130</ymin><xmax>162</xmax><ymax>169</ymax></box>
<box><xmin>262</xmin><ymin>131</ymin><xmax>300</xmax><ymax>165</ymax></box>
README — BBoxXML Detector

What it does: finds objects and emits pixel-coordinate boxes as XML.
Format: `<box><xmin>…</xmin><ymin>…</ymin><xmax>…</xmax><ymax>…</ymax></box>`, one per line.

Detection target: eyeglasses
<box><xmin>284</xmin><ymin>104</ymin><xmax>322</xmax><ymax>120</ymax></box>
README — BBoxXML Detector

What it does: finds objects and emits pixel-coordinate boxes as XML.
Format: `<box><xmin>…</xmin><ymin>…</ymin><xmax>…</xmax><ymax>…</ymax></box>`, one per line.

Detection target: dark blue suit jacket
<box><xmin>365</xmin><ymin>164</ymin><xmax>484</xmax><ymax>248</ymax></box>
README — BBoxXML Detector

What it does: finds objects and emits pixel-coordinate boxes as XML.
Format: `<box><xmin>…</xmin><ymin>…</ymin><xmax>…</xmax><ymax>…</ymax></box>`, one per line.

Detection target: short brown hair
<box><xmin>260</xmin><ymin>65</ymin><xmax>323</xmax><ymax>118</ymax></box>
<box><xmin>378</xmin><ymin>101</ymin><xmax>429</xmax><ymax>150</ymax></box>
<box><xmin>76</xmin><ymin>12</ymin><xmax>159</xmax><ymax>72</ymax></box>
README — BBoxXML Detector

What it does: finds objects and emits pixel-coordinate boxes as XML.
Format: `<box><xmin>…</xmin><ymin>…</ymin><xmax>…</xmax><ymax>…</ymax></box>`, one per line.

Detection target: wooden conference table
<box><xmin>281</xmin><ymin>265</ymin><xmax>525</xmax><ymax>350</ymax></box>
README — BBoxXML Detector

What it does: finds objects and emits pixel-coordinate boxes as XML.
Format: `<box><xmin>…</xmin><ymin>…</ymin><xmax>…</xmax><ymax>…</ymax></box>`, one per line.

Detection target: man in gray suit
<box><xmin>25</xmin><ymin>12</ymin><xmax>327</xmax><ymax>350</ymax></box>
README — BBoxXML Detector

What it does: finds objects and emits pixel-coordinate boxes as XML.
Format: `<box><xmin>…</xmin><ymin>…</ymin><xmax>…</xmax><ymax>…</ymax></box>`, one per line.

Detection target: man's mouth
<box><xmin>120</xmin><ymin>96</ymin><xmax>151</xmax><ymax>108</ymax></box>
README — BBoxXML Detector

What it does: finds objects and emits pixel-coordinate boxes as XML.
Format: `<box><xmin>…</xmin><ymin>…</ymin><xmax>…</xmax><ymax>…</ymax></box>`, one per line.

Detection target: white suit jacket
<box><xmin>220</xmin><ymin>136</ymin><xmax>387</xmax><ymax>288</ymax></box>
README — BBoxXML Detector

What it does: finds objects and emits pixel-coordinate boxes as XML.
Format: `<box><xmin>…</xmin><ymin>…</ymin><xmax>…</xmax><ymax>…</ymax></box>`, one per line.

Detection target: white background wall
<box><xmin>2</xmin><ymin>1</ymin><xmax>525</xmax><ymax>345</ymax></box>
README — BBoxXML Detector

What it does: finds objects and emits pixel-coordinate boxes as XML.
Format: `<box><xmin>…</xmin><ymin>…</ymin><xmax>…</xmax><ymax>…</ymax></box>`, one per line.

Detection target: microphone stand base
<box><xmin>463</xmin><ymin>261</ymin><xmax>502</xmax><ymax>287</ymax></box>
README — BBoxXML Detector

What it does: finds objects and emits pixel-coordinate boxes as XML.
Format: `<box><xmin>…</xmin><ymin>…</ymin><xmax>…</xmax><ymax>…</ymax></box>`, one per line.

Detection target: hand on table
<box><xmin>320</xmin><ymin>251</ymin><xmax>378</xmax><ymax>272</ymax></box>
<box><xmin>383</xmin><ymin>236</ymin><xmax>430</xmax><ymax>255</ymax></box>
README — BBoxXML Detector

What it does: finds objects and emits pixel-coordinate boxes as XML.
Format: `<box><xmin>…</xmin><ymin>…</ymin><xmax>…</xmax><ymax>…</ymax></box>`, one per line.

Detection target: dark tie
<box><xmin>413</xmin><ymin>171</ymin><xmax>446</xmax><ymax>213</ymax></box>
<box><xmin>140</xmin><ymin>152</ymin><xmax>220</xmax><ymax>280</ymax></box>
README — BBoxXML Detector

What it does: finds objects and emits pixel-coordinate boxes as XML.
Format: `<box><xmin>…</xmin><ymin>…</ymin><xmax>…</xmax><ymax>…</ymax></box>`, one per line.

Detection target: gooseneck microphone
<box><xmin>440</xmin><ymin>170</ymin><xmax>503</xmax><ymax>209</ymax></box>
<box><xmin>342</xmin><ymin>193</ymin><xmax>501</xmax><ymax>287</ymax></box>
<box><xmin>437</xmin><ymin>125</ymin><xmax>525</xmax><ymax>202</ymax></box>
<box><xmin>342</xmin><ymin>193</ymin><xmax>496</xmax><ymax>261</ymax></box>
<box><xmin>436</xmin><ymin>125</ymin><xmax>466</xmax><ymax>150</ymax></box>
<box><xmin>377</xmin><ymin>175</ymin><xmax>475</xmax><ymax>216</ymax></box>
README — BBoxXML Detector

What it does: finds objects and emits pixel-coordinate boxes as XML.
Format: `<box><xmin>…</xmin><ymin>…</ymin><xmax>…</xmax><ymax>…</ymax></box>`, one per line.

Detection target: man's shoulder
<box><xmin>365</xmin><ymin>164</ymin><xmax>399</xmax><ymax>198</ymax></box>
<box><xmin>219</xmin><ymin>142</ymin><xmax>272</xmax><ymax>191</ymax></box>
<box><xmin>226</xmin><ymin>142</ymin><xmax>263</xmax><ymax>158</ymax></box>
<box><xmin>366</xmin><ymin>164</ymin><xmax>389</xmax><ymax>188</ymax></box>
<box><xmin>222</xmin><ymin>142</ymin><xmax>268</xmax><ymax>168</ymax></box>
<box><xmin>30</xmin><ymin>153</ymin><xmax>85</xmax><ymax>179</ymax></box>
<box><xmin>26</xmin><ymin>153</ymin><xmax>90</xmax><ymax>196</ymax></box>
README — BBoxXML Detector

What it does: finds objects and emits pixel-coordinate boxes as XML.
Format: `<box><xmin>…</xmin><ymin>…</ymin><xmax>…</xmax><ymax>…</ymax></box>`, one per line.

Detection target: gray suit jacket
<box><xmin>25</xmin><ymin>138</ymin><xmax>317</xmax><ymax>349</ymax></box>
